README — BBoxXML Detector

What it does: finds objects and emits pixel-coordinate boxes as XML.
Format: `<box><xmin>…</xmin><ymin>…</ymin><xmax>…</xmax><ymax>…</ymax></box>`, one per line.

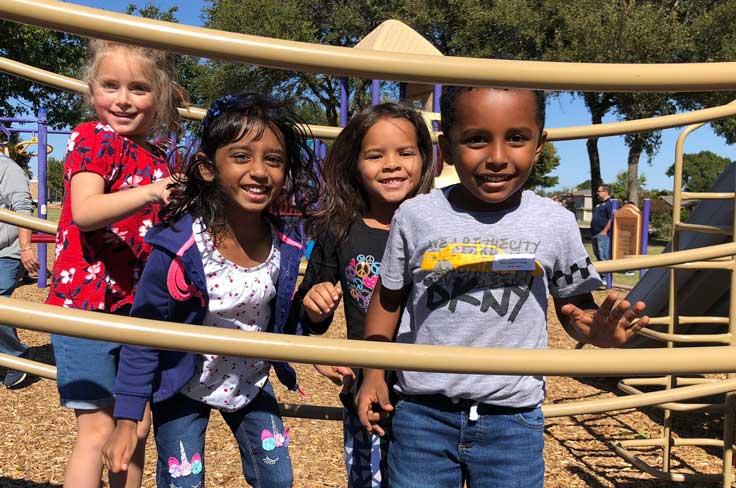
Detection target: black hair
<box><xmin>308</xmin><ymin>102</ymin><xmax>435</xmax><ymax>240</ymax></box>
<box><xmin>440</xmin><ymin>86</ymin><xmax>546</xmax><ymax>139</ymax></box>
<box><xmin>162</xmin><ymin>92</ymin><xmax>319</xmax><ymax>239</ymax></box>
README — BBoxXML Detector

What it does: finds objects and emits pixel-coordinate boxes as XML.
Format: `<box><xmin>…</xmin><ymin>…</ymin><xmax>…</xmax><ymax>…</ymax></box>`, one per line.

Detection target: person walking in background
<box><xmin>0</xmin><ymin>153</ymin><xmax>39</xmax><ymax>388</ymax></box>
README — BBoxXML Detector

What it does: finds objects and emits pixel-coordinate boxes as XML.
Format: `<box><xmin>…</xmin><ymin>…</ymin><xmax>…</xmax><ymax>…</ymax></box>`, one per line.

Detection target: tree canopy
<box><xmin>666</xmin><ymin>150</ymin><xmax>732</xmax><ymax>193</ymax></box>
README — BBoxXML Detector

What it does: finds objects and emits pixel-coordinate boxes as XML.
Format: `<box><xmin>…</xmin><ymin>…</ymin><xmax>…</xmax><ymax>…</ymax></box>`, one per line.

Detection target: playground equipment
<box><xmin>13</xmin><ymin>134</ymin><xmax>53</xmax><ymax>156</ymax></box>
<box><xmin>2</xmin><ymin>0</ymin><xmax>736</xmax><ymax>484</ymax></box>
<box><xmin>0</xmin><ymin>112</ymin><xmax>70</xmax><ymax>288</ymax></box>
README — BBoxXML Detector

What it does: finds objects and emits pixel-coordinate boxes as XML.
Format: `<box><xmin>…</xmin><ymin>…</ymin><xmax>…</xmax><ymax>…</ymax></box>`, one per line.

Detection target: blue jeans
<box><xmin>153</xmin><ymin>382</ymin><xmax>292</xmax><ymax>488</ymax></box>
<box><xmin>387</xmin><ymin>396</ymin><xmax>544</xmax><ymax>488</ymax></box>
<box><xmin>0</xmin><ymin>257</ymin><xmax>27</xmax><ymax>358</ymax></box>
<box><xmin>592</xmin><ymin>234</ymin><xmax>610</xmax><ymax>262</ymax></box>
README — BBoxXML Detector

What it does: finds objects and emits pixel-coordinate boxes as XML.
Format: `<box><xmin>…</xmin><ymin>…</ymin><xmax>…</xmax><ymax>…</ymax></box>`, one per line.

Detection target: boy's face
<box><xmin>439</xmin><ymin>89</ymin><xmax>546</xmax><ymax>208</ymax></box>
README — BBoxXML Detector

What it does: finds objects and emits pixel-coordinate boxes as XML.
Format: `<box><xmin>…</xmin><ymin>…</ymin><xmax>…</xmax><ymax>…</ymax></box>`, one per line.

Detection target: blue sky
<box><xmin>27</xmin><ymin>0</ymin><xmax>736</xmax><ymax>191</ymax></box>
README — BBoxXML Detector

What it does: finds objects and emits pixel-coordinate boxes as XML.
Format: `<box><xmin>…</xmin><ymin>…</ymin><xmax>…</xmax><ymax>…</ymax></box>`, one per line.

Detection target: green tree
<box><xmin>46</xmin><ymin>157</ymin><xmax>64</xmax><ymax>202</ymax></box>
<box><xmin>545</xmin><ymin>0</ymin><xmax>693</xmax><ymax>207</ymax></box>
<box><xmin>0</xmin><ymin>22</ymin><xmax>87</xmax><ymax>127</ymax></box>
<box><xmin>666</xmin><ymin>150</ymin><xmax>732</xmax><ymax>193</ymax></box>
<box><xmin>524</xmin><ymin>142</ymin><xmax>560</xmax><ymax>191</ymax></box>
<box><xmin>195</xmin><ymin>0</ymin><xmax>406</xmax><ymax>125</ymax></box>
<box><xmin>610</xmin><ymin>170</ymin><xmax>647</xmax><ymax>203</ymax></box>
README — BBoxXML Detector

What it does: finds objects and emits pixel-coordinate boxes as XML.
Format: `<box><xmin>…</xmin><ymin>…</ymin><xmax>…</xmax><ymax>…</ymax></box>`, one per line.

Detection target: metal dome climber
<box><xmin>13</xmin><ymin>134</ymin><xmax>53</xmax><ymax>157</ymax></box>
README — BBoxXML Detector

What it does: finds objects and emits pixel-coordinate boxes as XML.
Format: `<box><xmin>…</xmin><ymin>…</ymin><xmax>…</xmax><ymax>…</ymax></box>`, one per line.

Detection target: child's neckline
<box><xmin>360</xmin><ymin>216</ymin><xmax>391</xmax><ymax>231</ymax></box>
<box><xmin>443</xmin><ymin>185</ymin><xmax>527</xmax><ymax>214</ymax></box>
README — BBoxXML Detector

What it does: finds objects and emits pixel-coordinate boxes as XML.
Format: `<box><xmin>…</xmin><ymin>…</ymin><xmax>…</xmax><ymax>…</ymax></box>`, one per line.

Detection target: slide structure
<box><xmin>624</xmin><ymin>163</ymin><xmax>735</xmax><ymax>347</ymax></box>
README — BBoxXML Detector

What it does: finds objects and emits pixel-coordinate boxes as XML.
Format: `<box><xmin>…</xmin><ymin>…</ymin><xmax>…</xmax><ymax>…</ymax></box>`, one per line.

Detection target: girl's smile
<box><xmin>357</xmin><ymin>117</ymin><xmax>422</xmax><ymax>207</ymax></box>
<box><xmin>210</xmin><ymin>121</ymin><xmax>286</xmax><ymax>218</ymax></box>
<box><xmin>90</xmin><ymin>49</ymin><xmax>156</xmax><ymax>146</ymax></box>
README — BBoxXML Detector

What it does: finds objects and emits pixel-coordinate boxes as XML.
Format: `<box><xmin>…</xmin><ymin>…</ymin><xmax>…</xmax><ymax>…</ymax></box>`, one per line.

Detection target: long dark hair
<box><xmin>309</xmin><ymin>102</ymin><xmax>435</xmax><ymax>240</ymax></box>
<box><xmin>162</xmin><ymin>92</ymin><xmax>320</xmax><ymax>239</ymax></box>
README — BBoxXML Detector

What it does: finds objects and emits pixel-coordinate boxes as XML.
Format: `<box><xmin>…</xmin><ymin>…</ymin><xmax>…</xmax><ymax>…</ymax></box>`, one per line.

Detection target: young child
<box><xmin>102</xmin><ymin>92</ymin><xmax>320</xmax><ymax>488</ymax></box>
<box><xmin>47</xmin><ymin>39</ymin><xmax>186</xmax><ymax>488</ymax></box>
<box><xmin>356</xmin><ymin>86</ymin><xmax>650</xmax><ymax>488</ymax></box>
<box><xmin>293</xmin><ymin>103</ymin><xmax>435</xmax><ymax>487</ymax></box>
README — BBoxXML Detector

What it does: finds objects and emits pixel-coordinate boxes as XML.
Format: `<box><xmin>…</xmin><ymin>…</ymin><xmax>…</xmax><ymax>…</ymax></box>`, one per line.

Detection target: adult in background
<box><xmin>591</xmin><ymin>185</ymin><xmax>613</xmax><ymax>281</ymax></box>
<box><xmin>0</xmin><ymin>153</ymin><xmax>39</xmax><ymax>388</ymax></box>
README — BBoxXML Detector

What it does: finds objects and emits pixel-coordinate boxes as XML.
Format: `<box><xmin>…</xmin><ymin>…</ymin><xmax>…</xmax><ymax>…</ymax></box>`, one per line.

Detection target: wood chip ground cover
<box><xmin>0</xmin><ymin>280</ymin><xmax>730</xmax><ymax>487</ymax></box>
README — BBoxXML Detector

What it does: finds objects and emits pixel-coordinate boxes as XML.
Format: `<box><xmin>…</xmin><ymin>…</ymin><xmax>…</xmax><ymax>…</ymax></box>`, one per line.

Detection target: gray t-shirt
<box><xmin>381</xmin><ymin>187</ymin><xmax>603</xmax><ymax>408</ymax></box>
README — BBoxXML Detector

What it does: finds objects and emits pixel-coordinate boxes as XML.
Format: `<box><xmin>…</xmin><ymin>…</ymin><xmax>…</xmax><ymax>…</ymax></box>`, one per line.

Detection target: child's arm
<box><xmin>291</xmin><ymin>236</ymin><xmax>341</xmax><ymax>334</ymax></box>
<box><xmin>104</xmin><ymin>248</ymin><xmax>173</xmax><ymax>472</ymax></box>
<box><xmin>355</xmin><ymin>279</ymin><xmax>405</xmax><ymax>436</ymax></box>
<box><xmin>554</xmin><ymin>292</ymin><xmax>649</xmax><ymax>347</ymax></box>
<box><xmin>71</xmin><ymin>172</ymin><xmax>171</xmax><ymax>231</ymax></box>
<box><xmin>102</xmin><ymin>420</ymin><xmax>138</xmax><ymax>473</ymax></box>
<box><xmin>291</xmin><ymin>235</ymin><xmax>353</xmax><ymax>386</ymax></box>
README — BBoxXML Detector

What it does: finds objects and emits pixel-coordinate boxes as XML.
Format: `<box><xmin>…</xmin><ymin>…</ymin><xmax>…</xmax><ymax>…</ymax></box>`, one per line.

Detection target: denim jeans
<box><xmin>153</xmin><ymin>382</ymin><xmax>292</xmax><ymax>488</ymax></box>
<box><xmin>592</xmin><ymin>234</ymin><xmax>610</xmax><ymax>262</ymax></box>
<box><xmin>387</xmin><ymin>397</ymin><xmax>544</xmax><ymax>488</ymax></box>
<box><xmin>0</xmin><ymin>257</ymin><xmax>27</xmax><ymax>358</ymax></box>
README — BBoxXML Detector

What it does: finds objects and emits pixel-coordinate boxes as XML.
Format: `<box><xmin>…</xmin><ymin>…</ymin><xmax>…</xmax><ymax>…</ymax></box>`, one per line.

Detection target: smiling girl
<box><xmin>103</xmin><ymin>92</ymin><xmax>319</xmax><ymax>488</ymax></box>
<box><xmin>47</xmin><ymin>40</ymin><xmax>187</xmax><ymax>488</ymax></box>
<box><xmin>292</xmin><ymin>103</ymin><xmax>435</xmax><ymax>487</ymax></box>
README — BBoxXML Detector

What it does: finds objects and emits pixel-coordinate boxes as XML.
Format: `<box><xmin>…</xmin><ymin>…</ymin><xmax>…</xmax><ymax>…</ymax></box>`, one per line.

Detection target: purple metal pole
<box><xmin>340</xmin><ymin>78</ymin><xmax>349</xmax><ymax>127</ymax></box>
<box><xmin>0</xmin><ymin>118</ymin><xmax>37</xmax><ymax>124</ymax></box>
<box><xmin>433</xmin><ymin>84</ymin><xmax>442</xmax><ymax>175</ymax></box>
<box><xmin>371</xmin><ymin>80</ymin><xmax>381</xmax><ymax>106</ymax></box>
<box><xmin>607</xmin><ymin>199</ymin><xmax>619</xmax><ymax>289</ymax></box>
<box><xmin>640</xmin><ymin>198</ymin><xmax>650</xmax><ymax>278</ymax></box>
<box><xmin>37</xmin><ymin>109</ymin><xmax>48</xmax><ymax>288</ymax></box>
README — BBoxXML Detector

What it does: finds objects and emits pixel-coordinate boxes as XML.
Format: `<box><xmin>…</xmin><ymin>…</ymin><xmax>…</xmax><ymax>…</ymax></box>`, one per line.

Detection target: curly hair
<box><xmin>162</xmin><ymin>92</ymin><xmax>320</xmax><ymax>240</ymax></box>
<box><xmin>309</xmin><ymin>102</ymin><xmax>435</xmax><ymax>241</ymax></box>
<box><xmin>83</xmin><ymin>39</ymin><xmax>189</xmax><ymax>139</ymax></box>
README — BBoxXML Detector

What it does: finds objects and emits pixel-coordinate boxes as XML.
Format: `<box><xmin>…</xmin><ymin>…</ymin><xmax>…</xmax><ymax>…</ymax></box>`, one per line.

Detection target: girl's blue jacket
<box><xmin>113</xmin><ymin>213</ymin><xmax>303</xmax><ymax>421</ymax></box>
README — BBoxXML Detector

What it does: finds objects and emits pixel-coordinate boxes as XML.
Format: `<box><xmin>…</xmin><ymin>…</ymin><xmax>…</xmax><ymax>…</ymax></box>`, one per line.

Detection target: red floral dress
<box><xmin>46</xmin><ymin>122</ymin><xmax>170</xmax><ymax>313</ymax></box>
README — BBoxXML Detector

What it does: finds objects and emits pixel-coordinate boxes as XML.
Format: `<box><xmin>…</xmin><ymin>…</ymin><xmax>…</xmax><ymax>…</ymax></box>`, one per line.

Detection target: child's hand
<box><xmin>356</xmin><ymin>372</ymin><xmax>393</xmax><ymax>436</ymax></box>
<box><xmin>560</xmin><ymin>292</ymin><xmax>649</xmax><ymax>347</ymax></box>
<box><xmin>102</xmin><ymin>420</ymin><xmax>138</xmax><ymax>473</ymax></box>
<box><xmin>148</xmin><ymin>176</ymin><xmax>173</xmax><ymax>205</ymax></box>
<box><xmin>314</xmin><ymin>365</ymin><xmax>355</xmax><ymax>393</ymax></box>
<box><xmin>303</xmin><ymin>282</ymin><xmax>342</xmax><ymax>323</ymax></box>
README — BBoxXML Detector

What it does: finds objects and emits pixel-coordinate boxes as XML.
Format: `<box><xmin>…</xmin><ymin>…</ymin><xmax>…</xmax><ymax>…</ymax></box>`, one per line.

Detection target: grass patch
<box><xmin>584</xmin><ymin>239</ymin><xmax>667</xmax><ymax>288</ymax></box>
<box><xmin>34</xmin><ymin>206</ymin><xmax>61</xmax><ymax>223</ymax></box>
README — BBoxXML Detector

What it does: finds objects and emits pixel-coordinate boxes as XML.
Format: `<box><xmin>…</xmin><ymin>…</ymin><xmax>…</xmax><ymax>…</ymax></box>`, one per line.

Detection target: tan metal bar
<box><xmin>2</xmin><ymin>209</ymin><xmax>735</xmax><ymax>274</ymax></box>
<box><xmin>681</xmin><ymin>192</ymin><xmax>736</xmax><ymax>200</ymax></box>
<box><xmin>0</xmin><ymin>351</ymin><xmax>55</xmax><ymax>380</ymax></box>
<box><xmin>670</xmin><ymin>261</ymin><xmax>736</xmax><ymax>270</ymax></box>
<box><xmin>0</xmin><ymin>208</ymin><xmax>57</xmax><ymax>234</ymax></box>
<box><xmin>2</xmin><ymin>0</ymin><xmax>736</xmax><ymax>92</ymax></box>
<box><xmin>9</xmin><ymin>350</ymin><xmax>736</xmax><ymax>421</ymax></box>
<box><xmin>620</xmin><ymin>377</ymin><xmax>718</xmax><ymax>387</ymax></box>
<box><xmin>636</xmin><ymin>329</ymin><xmax>731</xmax><ymax>344</ymax></box>
<box><xmin>7</xmin><ymin>56</ymin><xmax>736</xmax><ymax>143</ymax></box>
<box><xmin>646</xmin><ymin>316</ymin><xmax>730</xmax><ymax>327</ymax></box>
<box><xmin>594</xmin><ymin>242</ymin><xmax>736</xmax><ymax>273</ymax></box>
<box><xmin>544</xmin><ymin>378</ymin><xmax>736</xmax><ymax>417</ymax></box>
<box><xmin>614</xmin><ymin>444</ymin><xmax>723</xmax><ymax>483</ymax></box>
<box><xmin>674</xmin><ymin>222</ymin><xmax>733</xmax><ymax>236</ymax></box>
<box><xmin>7</xmin><ymin>299</ymin><xmax>736</xmax><ymax>376</ymax></box>
<box><xmin>617</xmin><ymin>384</ymin><xmax>724</xmax><ymax>412</ymax></box>
<box><xmin>0</xmin><ymin>58</ymin><xmax>342</xmax><ymax>138</ymax></box>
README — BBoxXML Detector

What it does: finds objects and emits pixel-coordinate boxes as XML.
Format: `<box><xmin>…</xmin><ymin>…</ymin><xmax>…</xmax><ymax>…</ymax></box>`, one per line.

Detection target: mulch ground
<box><xmin>0</xmin><ymin>276</ymin><xmax>730</xmax><ymax>487</ymax></box>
